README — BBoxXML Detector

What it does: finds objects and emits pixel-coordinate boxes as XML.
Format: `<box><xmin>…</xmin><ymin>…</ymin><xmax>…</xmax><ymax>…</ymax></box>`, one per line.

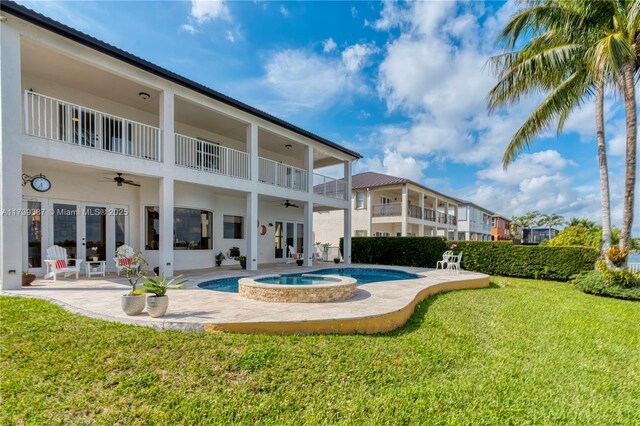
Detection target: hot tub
<box><xmin>238</xmin><ymin>274</ymin><xmax>357</xmax><ymax>303</ymax></box>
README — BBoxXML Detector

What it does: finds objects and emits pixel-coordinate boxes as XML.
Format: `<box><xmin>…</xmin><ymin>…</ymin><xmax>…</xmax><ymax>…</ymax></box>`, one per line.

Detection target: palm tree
<box><xmin>512</xmin><ymin>210</ymin><xmax>541</xmax><ymax>243</ymax></box>
<box><xmin>488</xmin><ymin>0</ymin><xmax>638</xmax><ymax>253</ymax></box>
<box><xmin>538</xmin><ymin>213</ymin><xmax>565</xmax><ymax>240</ymax></box>
<box><xmin>567</xmin><ymin>217</ymin><xmax>597</xmax><ymax>229</ymax></box>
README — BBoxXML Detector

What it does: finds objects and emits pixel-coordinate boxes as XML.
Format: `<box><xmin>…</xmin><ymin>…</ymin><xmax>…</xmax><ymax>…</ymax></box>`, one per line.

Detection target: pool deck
<box><xmin>2</xmin><ymin>264</ymin><xmax>490</xmax><ymax>334</ymax></box>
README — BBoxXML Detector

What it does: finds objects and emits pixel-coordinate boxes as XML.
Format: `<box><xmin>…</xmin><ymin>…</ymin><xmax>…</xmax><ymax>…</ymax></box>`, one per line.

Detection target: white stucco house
<box><xmin>314</xmin><ymin>172</ymin><xmax>459</xmax><ymax>247</ymax></box>
<box><xmin>456</xmin><ymin>200</ymin><xmax>493</xmax><ymax>241</ymax></box>
<box><xmin>0</xmin><ymin>2</ymin><xmax>361</xmax><ymax>290</ymax></box>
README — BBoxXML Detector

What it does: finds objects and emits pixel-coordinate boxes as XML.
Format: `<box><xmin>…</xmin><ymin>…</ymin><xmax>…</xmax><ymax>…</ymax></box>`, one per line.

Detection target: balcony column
<box><xmin>366</xmin><ymin>189</ymin><xmax>373</xmax><ymax>236</ymax></box>
<box><xmin>158</xmin><ymin>177</ymin><xmax>174</xmax><ymax>277</ymax></box>
<box><xmin>453</xmin><ymin>205</ymin><xmax>459</xmax><ymax>239</ymax></box>
<box><xmin>246</xmin><ymin>191</ymin><xmax>258</xmax><ymax>270</ymax></box>
<box><xmin>419</xmin><ymin>193</ymin><xmax>425</xmax><ymax>237</ymax></box>
<box><xmin>158</xmin><ymin>90</ymin><xmax>175</xmax><ymax>276</ymax></box>
<box><xmin>433</xmin><ymin>196</ymin><xmax>439</xmax><ymax>236</ymax></box>
<box><xmin>0</xmin><ymin>23</ymin><xmax>22</xmax><ymax>290</ymax></box>
<box><xmin>343</xmin><ymin>161</ymin><xmax>352</xmax><ymax>264</ymax></box>
<box><xmin>401</xmin><ymin>185</ymin><xmax>408</xmax><ymax>236</ymax></box>
<box><xmin>247</xmin><ymin>123</ymin><xmax>258</xmax><ymax>182</ymax></box>
<box><xmin>303</xmin><ymin>145</ymin><xmax>314</xmax><ymax>266</ymax></box>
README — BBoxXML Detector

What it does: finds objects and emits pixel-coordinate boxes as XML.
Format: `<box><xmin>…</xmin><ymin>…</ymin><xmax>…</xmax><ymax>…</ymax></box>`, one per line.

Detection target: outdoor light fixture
<box><xmin>285</xmin><ymin>144</ymin><xmax>292</xmax><ymax>150</ymax></box>
<box><xmin>138</xmin><ymin>91</ymin><xmax>151</xmax><ymax>100</ymax></box>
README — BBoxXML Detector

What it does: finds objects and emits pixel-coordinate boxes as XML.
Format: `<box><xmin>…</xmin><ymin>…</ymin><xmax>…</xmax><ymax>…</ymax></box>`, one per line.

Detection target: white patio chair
<box><xmin>313</xmin><ymin>246</ymin><xmax>323</xmax><ymax>263</ymax></box>
<box><xmin>436</xmin><ymin>251</ymin><xmax>453</xmax><ymax>270</ymax></box>
<box><xmin>287</xmin><ymin>245</ymin><xmax>302</xmax><ymax>264</ymax></box>
<box><xmin>447</xmin><ymin>251</ymin><xmax>463</xmax><ymax>274</ymax></box>
<box><xmin>114</xmin><ymin>244</ymin><xmax>141</xmax><ymax>276</ymax></box>
<box><xmin>44</xmin><ymin>245</ymin><xmax>82</xmax><ymax>281</ymax></box>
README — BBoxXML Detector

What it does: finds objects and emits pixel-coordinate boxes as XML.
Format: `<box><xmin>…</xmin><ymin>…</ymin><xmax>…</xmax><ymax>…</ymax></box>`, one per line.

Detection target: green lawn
<box><xmin>2</xmin><ymin>278</ymin><xmax>639</xmax><ymax>425</ymax></box>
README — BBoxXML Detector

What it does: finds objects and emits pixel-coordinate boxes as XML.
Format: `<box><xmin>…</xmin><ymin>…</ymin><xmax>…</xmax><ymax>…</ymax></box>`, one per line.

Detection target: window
<box><xmin>354</xmin><ymin>230</ymin><xmax>367</xmax><ymax>237</ymax></box>
<box><xmin>224</xmin><ymin>215</ymin><xmax>244</xmax><ymax>239</ymax></box>
<box><xmin>355</xmin><ymin>191</ymin><xmax>365</xmax><ymax>209</ymax></box>
<box><xmin>145</xmin><ymin>206</ymin><xmax>213</xmax><ymax>250</ymax></box>
<box><xmin>374</xmin><ymin>232</ymin><xmax>390</xmax><ymax>237</ymax></box>
<box><xmin>174</xmin><ymin>208</ymin><xmax>212</xmax><ymax>250</ymax></box>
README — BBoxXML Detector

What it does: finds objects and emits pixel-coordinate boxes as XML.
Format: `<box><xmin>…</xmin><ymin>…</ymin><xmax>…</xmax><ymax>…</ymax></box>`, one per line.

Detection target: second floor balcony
<box><xmin>25</xmin><ymin>91</ymin><xmax>162</xmax><ymax>161</ymax></box>
<box><xmin>373</xmin><ymin>202</ymin><xmax>457</xmax><ymax>225</ymax></box>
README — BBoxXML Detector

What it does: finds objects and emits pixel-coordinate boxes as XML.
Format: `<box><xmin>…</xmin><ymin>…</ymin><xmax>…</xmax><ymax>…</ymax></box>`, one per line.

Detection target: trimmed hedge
<box><xmin>343</xmin><ymin>238</ymin><xmax>599</xmax><ymax>281</ymax></box>
<box><xmin>573</xmin><ymin>270</ymin><xmax>640</xmax><ymax>301</ymax></box>
<box><xmin>452</xmin><ymin>241</ymin><xmax>599</xmax><ymax>281</ymax></box>
<box><xmin>340</xmin><ymin>237</ymin><xmax>448</xmax><ymax>268</ymax></box>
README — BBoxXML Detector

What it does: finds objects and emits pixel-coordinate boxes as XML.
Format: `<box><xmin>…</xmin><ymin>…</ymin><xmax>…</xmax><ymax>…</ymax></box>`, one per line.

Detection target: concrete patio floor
<box><xmin>2</xmin><ymin>264</ymin><xmax>490</xmax><ymax>334</ymax></box>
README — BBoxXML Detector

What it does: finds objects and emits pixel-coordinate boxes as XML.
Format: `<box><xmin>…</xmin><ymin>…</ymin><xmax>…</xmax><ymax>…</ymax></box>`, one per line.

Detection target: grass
<box><xmin>1</xmin><ymin>277</ymin><xmax>639</xmax><ymax>424</ymax></box>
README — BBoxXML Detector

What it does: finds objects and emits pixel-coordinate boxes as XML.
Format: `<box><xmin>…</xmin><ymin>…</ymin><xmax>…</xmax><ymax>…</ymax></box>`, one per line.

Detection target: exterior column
<box><xmin>246</xmin><ymin>192</ymin><xmax>258</xmax><ymax>270</ymax></box>
<box><xmin>303</xmin><ymin>145</ymin><xmax>314</xmax><ymax>266</ymax></box>
<box><xmin>419</xmin><ymin>193</ymin><xmax>425</xmax><ymax>237</ymax></box>
<box><xmin>366</xmin><ymin>189</ymin><xmax>372</xmax><ymax>237</ymax></box>
<box><xmin>247</xmin><ymin>123</ymin><xmax>258</xmax><ymax>182</ymax></box>
<box><xmin>303</xmin><ymin>201</ymin><xmax>314</xmax><ymax>266</ymax></box>
<box><xmin>0</xmin><ymin>23</ymin><xmax>23</xmax><ymax>289</ymax></box>
<box><xmin>401</xmin><ymin>184</ymin><xmax>408</xmax><ymax>236</ymax></box>
<box><xmin>453</xmin><ymin>205</ymin><xmax>459</xmax><ymax>239</ymax></box>
<box><xmin>343</xmin><ymin>161</ymin><xmax>352</xmax><ymax>264</ymax></box>
<box><xmin>158</xmin><ymin>177</ymin><xmax>174</xmax><ymax>277</ymax></box>
<box><xmin>158</xmin><ymin>90</ymin><xmax>174</xmax><ymax>277</ymax></box>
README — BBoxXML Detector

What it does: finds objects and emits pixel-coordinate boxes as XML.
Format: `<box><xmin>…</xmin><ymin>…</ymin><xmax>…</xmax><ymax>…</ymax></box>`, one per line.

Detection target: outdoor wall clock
<box><xmin>22</xmin><ymin>173</ymin><xmax>51</xmax><ymax>192</ymax></box>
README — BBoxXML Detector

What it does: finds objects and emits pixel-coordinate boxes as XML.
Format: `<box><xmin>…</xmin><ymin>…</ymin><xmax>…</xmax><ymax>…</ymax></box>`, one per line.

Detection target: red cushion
<box><xmin>55</xmin><ymin>259</ymin><xmax>67</xmax><ymax>269</ymax></box>
<box><xmin>118</xmin><ymin>257</ymin><xmax>133</xmax><ymax>266</ymax></box>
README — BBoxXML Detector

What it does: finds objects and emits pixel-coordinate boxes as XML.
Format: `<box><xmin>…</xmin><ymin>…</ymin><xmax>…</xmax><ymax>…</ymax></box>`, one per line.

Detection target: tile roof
<box><xmin>351</xmin><ymin>172</ymin><xmax>458</xmax><ymax>203</ymax></box>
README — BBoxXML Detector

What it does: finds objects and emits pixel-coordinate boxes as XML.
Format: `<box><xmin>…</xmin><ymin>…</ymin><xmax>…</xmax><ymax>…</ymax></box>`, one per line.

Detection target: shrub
<box><xmin>452</xmin><ymin>241</ymin><xmax>599</xmax><ymax>281</ymax></box>
<box><xmin>605</xmin><ymin>246</ymin><xmax>629</xmax><ymax>267</ymax></box>
<box><xmin>343</xmin><ymin>238</ymin><xmax>599</xmax><ymax>281</ymax></box>
<box><xmin>573</xmin><ymin>269</ymin><xmax>640</xmax><ymax>301</ymax></box>
<box><xmin>340</xmin><ymin>237</ymin><xmax>448</xmax><ymax>268</ymax></box>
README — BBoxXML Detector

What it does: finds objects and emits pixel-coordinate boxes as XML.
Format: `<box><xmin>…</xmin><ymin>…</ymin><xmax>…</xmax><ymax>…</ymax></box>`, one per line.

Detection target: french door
<box><xmin>23</xmin><ymin>198</ymin><xmax>129</xmax><ymax>274</ymax></box>
<box><xmin>274</xmin><ymin>220</ymin><xmax>304</xmax><ymax>260</ymax></box>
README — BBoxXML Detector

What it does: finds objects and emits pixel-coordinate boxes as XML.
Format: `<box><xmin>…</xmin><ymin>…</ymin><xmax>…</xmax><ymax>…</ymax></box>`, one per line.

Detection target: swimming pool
<box><xmin>198</xmin><ymin>268</ymin><xmax>420</xmax><ymax>293</ymax></box>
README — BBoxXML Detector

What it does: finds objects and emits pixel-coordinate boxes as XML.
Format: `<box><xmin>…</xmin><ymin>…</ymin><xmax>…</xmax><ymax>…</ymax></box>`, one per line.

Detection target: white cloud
<box><xmin>279</xmin><ymin>4</ymin><xmax>289</xmax><ymax>17</ymax></box>
<box><xmin>356</xmin><ymin>150</ymin><xmax>428</xmax><ymax>182</ymax></box>
<box><xmin>180</xmin><ymin>23</ymin><xmax>198</xmax><ymax>34</ymax></box>
<box><xmin>189</xmin><ymin>0</ymin><xmax>230</xmax><ymax>23</ymax></box>
<box><xmin>225</xmin><ymin>30</ymin><xmax>235</xmax><ymax>43</ymax></box>
<box><xmin>322</xmin><ymin>38</ymin><xmax>337</xmax><ymax>53</ymax></box>
<box><xmin>341</xmin><ymin>43</ymin><xmax>376</xmax><ymax>73</ymax></box>
<box><xmin>477</xmin><ymin>150</ymin><xmax>575</xmax><ymax>185</ymax></box>
<box><xmin>351</xmin><ymin>6</ymin><xmax>358</xmax><ymax>18</ymax></box>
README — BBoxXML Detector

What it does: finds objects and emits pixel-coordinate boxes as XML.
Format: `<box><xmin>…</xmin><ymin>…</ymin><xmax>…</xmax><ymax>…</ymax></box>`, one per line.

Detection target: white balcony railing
<box><xmin>175</xmin><ymin>134</ymin><xmax>249</xmax><ymax>180</ymax></box>
<box><xmin>258</xmin><ymin>157</ymin><xmax>308</xmax><ymax>192</ymax></box>
<box><xmin>24</xmin><ymin>91</ymin><xmax>162</xmax><ymax>161</ymax></box>
<box><xmin>313</xmin><ymin>173</ymin><xmax>347</xmax><ymax>200</ymax></box>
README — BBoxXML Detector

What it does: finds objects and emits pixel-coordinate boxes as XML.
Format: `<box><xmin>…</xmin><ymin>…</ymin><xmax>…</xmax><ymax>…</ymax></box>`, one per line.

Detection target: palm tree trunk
<box><xmin>620</xmin><ymin>61</ymin><xmax>637</xmax><ymax>250</ymax></box>
<box><xmin>595</xmin><ymin>78</ymin><xmax>612</xmax><ymax>257</ymax></box>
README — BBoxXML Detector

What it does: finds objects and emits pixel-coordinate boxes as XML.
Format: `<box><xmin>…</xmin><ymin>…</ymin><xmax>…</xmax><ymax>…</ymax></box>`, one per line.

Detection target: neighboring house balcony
<box><xmin>25</xmin><ymin>91</ymin><xmax>162</xmax><ymax>162</ymax></box>
<box><xmin>371</xmin><ymin>202</ymin><xmax>457</xmax><ymax>227</ymax></box>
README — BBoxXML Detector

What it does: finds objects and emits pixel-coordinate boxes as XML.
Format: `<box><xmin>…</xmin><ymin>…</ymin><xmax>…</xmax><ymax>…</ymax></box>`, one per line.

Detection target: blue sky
<box><xmin>19</xmin><ymin>0</ymin><xmax>637</xmax><ymax>234</ymax></box>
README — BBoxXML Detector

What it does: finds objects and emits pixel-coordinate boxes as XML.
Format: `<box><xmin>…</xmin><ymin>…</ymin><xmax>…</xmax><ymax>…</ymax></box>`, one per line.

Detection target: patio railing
<box><xmin>258</xmin><ymin>157</ymin><xmax>308</xmax><ymax>192</ymax></box>
<box><xmin>372</xmin><ymin>203</ymin><xmax>401</xmax><ymax>217</ymax></box>
<box><xmin>313</xmin><ymin>173</ymin><xmax>347</xmax><ymax>200</ymax></box>
<box><xmin>24</xmin><ymin>91</ymin><xmax>162</xmax><ymax>161</ymax></box>
<box><xmin>175</xmin><ymin>134</ymin><xmax>249</xmax><ymax>179</ymax></box>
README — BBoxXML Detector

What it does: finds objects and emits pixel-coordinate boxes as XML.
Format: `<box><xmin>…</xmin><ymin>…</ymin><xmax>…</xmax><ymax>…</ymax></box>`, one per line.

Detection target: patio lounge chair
<box><xmin>436</xmin><ymin>251</ymin><xmax>453</xmax><ymax>270</ymax></box>
<box><xmin>114</xmin><ymin>245</ymin><xmax>141</xmax><ymax>276</ymax></box>
<box><xmin>44</xmin><ymin>245</ymin><xmax>82</xmax><ymax>281</ymax></box>
<box><xmin>287</xmin><ymin>245</ymin><xmax>302</xmax><ymax>264</ymax></box>
<box><xmin>447</xmin><ymin>251</ymin><xmax>463</xmax><ymax>274</ymax></box>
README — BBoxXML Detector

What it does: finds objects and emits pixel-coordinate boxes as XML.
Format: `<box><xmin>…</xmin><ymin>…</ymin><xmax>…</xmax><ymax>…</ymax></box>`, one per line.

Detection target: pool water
<box><xmin>198</xmin><ymin>268</ymin><xmax>419</xmax><ymax>293</ymax></box>
<box><xmin>255</xmin><ymin>276</ymin><xmax>340</xmax><ymax>285</ymax></box>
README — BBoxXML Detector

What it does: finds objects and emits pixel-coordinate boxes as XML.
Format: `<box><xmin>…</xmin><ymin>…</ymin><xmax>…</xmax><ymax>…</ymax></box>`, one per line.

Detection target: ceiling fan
<box><xmin>278</xmin><ymin>200</ymin><xmax>299</xmax><ymax>208</ymax></box>
<box><xmin>99</xmin><ymin>173</ymin><xmax>140</xmax><ymax>187</ymax></box>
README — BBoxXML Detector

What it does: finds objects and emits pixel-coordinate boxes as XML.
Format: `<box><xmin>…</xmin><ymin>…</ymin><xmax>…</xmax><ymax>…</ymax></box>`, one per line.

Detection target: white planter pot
<box><xmin>146</xmin><ymin>295</ymin><xmax>169</xmax><ymax>318</ymax></box>
<box><xmin>92</xmin><ymin>256</ymin><xmax>99</xmax><ymax>261</ymax></box>
<box><xmin>121</xmin><ymin>294</ymin><xmax>145</xmax><ymax>316</ymax></box>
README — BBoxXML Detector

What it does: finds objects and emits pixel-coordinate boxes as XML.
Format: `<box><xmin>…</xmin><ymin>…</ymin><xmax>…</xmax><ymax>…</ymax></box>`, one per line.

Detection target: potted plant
<box><xmin>296</xmin><ymin>258</ymin><xmax>304</xmax><ymax>266</ymax></box>
<box><xmin>138</xmin><ymin>272</ymin><xmax>188</xmax><ymax>318</ymax></box>
<box><xmin>333</xmin><ymin>257</ymin><xmax>340</xmax><ymax>264</ymax></box>
<box><xmin>215</xmin><ymin>251</ymin><xmax>225</xmax><ymax>267</ymax></box>
<box><xmin>121</xmin><ymin>252</ymin><xmax>148</xmax><ymax>316</ymax></box>
<box><xmin>22</xmin><ymin>270</ymin><xmax>36</xmax><ymax>286</ymax></box>
<box><xmin>235</xmin><ymin>255</ymin><xmax>247</xmax><ymax>269</ymax></box>
<box><xmin>229</xmin><ymin>246</ymin><xmax>240</xmax><ymax>258</ymax></box>
<box><xmin>90</xmin><ymin>246</ymin><xmax>99</xmax><ymax>262</ymax></box>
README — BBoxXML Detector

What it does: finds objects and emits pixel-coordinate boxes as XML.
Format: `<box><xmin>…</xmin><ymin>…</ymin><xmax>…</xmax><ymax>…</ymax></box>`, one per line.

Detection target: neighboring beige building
<box><xmin>314</xmin><ymin>172</ymin><xmax>459</xmax><ymax>247</ymax></box>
